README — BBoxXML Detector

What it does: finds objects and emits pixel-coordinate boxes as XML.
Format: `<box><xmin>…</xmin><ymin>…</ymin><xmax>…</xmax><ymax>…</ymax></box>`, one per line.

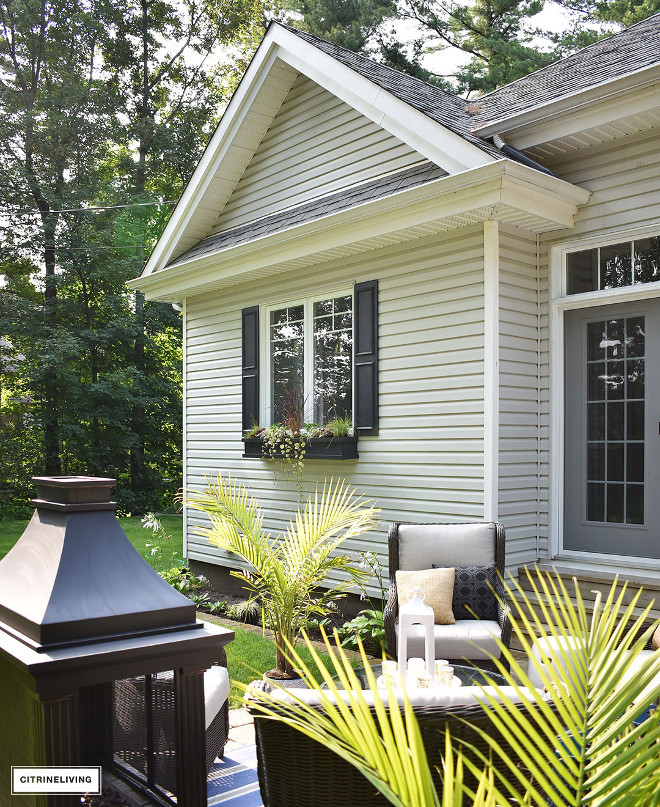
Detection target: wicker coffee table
<box><xmin>251</xmin><ymin>662</ymin><xmax>549</xmax><ymax>807</ymax></box>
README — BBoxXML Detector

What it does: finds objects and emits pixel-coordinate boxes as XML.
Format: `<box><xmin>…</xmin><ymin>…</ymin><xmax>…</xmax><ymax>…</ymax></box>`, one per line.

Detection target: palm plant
<box><xmin>184</xmin><ymin>474</ymin><xmax>379</xmax><ymax>676</ymax></box>
<box><xmin>473</xmin><ymin>571</ymin><xmax>660</xmax><ymax>806</ymax></box>
<box><xmin>242</xmin><ymin>572</ymin><xmax>660</xmax><ymax>805</ymax></box>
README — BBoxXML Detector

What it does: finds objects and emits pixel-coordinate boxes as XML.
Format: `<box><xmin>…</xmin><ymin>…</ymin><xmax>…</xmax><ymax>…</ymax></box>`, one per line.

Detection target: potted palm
<box><xmin>184</xmin><ymin>475</ymin><xmax>379</xmax><ymax>678</ymax></box>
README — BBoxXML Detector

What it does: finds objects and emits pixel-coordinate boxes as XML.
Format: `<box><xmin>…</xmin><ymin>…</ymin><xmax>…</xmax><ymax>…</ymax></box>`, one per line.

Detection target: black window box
<box><xmin>243</xmin><ymin>436</ymin><xmax>358</xmax><ymax>460</ymax></box>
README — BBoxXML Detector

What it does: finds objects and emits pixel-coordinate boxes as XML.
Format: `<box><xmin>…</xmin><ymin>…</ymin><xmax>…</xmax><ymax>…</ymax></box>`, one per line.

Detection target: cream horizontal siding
<box><xmin>183</xmin><ymin>228</ymin><xmax>487</xmax><ymax>586</ymax></box>
<box><xmin>497</xmin><ymin>225</ymin><xmax>540</xmax><ymax>569</ymax></box>
<box><xmin>545</xmin><ymin>128</ymin><xmax>660</xmax><ymax>240</ymax></box>
<box><xmin>212</xmin><ymin>74</ymin><xmax>428</xmax><ymax>234</ymax></box>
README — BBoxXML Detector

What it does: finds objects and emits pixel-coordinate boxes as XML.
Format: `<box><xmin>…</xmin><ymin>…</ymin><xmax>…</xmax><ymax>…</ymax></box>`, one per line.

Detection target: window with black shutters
<box><xmin>241</xmin><ymin>280</ymin><xmax>377</xmax><ymax>436</ymax></box>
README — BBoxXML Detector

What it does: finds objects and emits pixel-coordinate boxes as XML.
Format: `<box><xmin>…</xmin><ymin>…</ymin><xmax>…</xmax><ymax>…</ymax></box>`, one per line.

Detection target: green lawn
<box><xmin>0</xmin><ymin>515</ymin><xmax>183</xmax><ymax>571</ymax></box>
<box><xmin>215</xmin><ymin>621</ymin><xmax>360</xmax><ymax>708</ymax></box>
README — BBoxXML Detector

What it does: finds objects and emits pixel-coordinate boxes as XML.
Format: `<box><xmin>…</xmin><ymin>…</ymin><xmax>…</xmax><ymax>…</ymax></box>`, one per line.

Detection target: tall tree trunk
<box><xmin>129</xmin><ymin>0</ymin><xmax>151</xmax><ymax>511</ymax></box>
<box><xmin>40</xmin><ymin>209</ymin><xmax>61</xmax><ymax>475</ymax></box>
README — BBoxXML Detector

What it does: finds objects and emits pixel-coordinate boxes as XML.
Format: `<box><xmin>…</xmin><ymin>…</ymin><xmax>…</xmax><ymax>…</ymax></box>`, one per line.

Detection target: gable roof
<box><xmin>167</xmin><ymin>161</ymin><xmax>445</xmax><ymax>269</ymax></box>
<box><xmin>473</xmin><ymin>12</ymin><xmax>660</xmax><ymax>132</ymax></box>
<box><xmin>137</xmin><ymin>21</ymin><xmax>499</xmax><ymax>279</ymax></box>
<box><xmin>279</xmin><ymin>24</ymin><xmax>501</xmax><ymax>158</ymax></box>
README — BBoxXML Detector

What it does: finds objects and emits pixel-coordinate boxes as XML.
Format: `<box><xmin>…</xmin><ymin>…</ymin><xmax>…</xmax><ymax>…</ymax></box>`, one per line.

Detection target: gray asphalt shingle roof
<box><xmin>167</xmin><ymin>161</ymin><xmax>446</xmax><ymax>267</ymax></box>
<box><xmin>473</xmin><ymin>12</ymin><xmax>660</xmax><ymax>127</ymax></box>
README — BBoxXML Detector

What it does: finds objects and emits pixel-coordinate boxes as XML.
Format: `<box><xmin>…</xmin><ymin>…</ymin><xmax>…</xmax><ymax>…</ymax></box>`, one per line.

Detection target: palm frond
<box><xmin>470</xmin><ymin>571</ymin><xmax>660</xmax><ymax>807</ymax></box>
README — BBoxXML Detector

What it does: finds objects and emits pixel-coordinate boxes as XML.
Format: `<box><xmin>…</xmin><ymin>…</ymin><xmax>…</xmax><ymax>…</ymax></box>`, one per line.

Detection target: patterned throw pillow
<box><xmin>396</xmin><ymin>567</ymin><xmax>456</xmax><ymax>624</ymax></box>
<box><xmin>433</xmin><ymin>563</ymin><xmax>498</xmax><ymax>621</ymax></box>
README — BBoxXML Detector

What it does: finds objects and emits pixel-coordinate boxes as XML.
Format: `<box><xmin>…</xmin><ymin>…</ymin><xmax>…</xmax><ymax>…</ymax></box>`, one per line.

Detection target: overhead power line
<box><xmin>10</xmin><ymin>199</ymin><xmax>177</xmax><ymax>216</ymax></box>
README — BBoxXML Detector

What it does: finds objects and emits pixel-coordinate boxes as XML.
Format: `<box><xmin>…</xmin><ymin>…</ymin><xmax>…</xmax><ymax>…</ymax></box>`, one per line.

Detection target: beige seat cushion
<box><xmin>396</xmin><ymin>567</ymin><xmax>455</xmax><ymax>624</ymax></box>
<box><xmin>652</xmin><ymin>625</ymin><xmax>660</xmax><ymax>651</ymax></box>
<box><xmin>401</xmin><ymin>620</ymin><xmax>502</xmax><ymax>661</ymax></box>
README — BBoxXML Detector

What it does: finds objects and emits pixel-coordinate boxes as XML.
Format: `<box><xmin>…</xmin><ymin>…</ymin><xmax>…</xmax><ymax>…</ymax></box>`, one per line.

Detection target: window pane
<box><xmin>627</xmin><ymin>485</ymin><xmax>644</xmax><ymax>524</ymax></box>
<box><xmin>587</xmin><ymin>444</ymin><xmax>605</xmax><ymax>481</ymax></box>
<box><xmin>313</xmin><ymin>296</ymin><xmax>352</xmax><ymax>425</ymax></box>
<box><xmin>587</xmin><ymin>321</ymin><xmax>605</xmax><ymax>360</ymax></box>
<box><xmin>567</xmin><ymin>249</ymin><xmax>598</xmax><ymax>294</ymax></box>
<box><xmin>607</xmin><ymin>443</ymin><xmax>624</xmax><ymax>481</ymax></box>
<box><xmin>606</xmin><ymin>483</ymin><xmax>624</xmax><ymax>523</ymax></box>
<box><xmin>600</xmin><ymin>243</ymin><xmax>632</xmax><ymax>289</ymax></box>
<box><xmin>626</xmin><ymin>317</ymin><xmax>645</xmax><ymax>358</ymax></box>
<box><xmin>627</xmin><ymin>443</ymin><xmax>644</xmax><ymax>483</ymax></box>
<box><xmin>270</xmin><ymin>306</ymin><xmax>304</xmax><ymax>424</ymax></box>
<box><xmin>587</xmin><ymin>483</ymin><xmax>605</xmax><ymax>522</ymax></box>
<box><xmin>634</xmin><ymin>237</ymin><xmax>660</xmax><ymax>284</ymax></box>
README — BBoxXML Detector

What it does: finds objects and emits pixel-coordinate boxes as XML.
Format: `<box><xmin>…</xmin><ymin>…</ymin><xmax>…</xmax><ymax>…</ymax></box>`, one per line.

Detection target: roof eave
<box><xmin>474</xmin><ymin>63</ymin><xmax>660</xmax><ymax>145</ymax></box>
<box><xmin>139</xmin><ymin>22</ymin><xmax>497</xmax><ymax>281</ymax></box>
<box><xmin>128</xmin><ymin>160</ymin><xmax>590</xmax><ymax>303</ymax></box>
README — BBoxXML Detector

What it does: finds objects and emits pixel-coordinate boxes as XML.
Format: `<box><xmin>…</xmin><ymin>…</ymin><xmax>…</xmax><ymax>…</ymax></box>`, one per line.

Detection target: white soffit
<box><xmin>139</xmin><ymin>23</ymin><xmax>494</xmax><ymax>279</ymax></box>
<box><xmin>475</xmin><ymin>64</ymin><xmax>660</xmax><ymax>154</ymax></box>
<box><xmin>130</xmin><ymin>161</ymin><xmax>590</xmax><ymax>303</ymax></box>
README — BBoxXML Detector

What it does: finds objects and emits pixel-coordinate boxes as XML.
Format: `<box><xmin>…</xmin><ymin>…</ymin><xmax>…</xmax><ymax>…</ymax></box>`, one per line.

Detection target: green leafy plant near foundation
<box><xmin>340</xmin><ymin>550</ymin><xmax>387</xmax><ymax>653</ymax></box>
<box><xmin>184</xmin><ymin>474</ymin><xmax>379</xmax><ymax>677</ymax></box>
<box><xmin>244</xmin><ymin>572</ymin><xmax>660</xmax><ymax>806</ymax></box>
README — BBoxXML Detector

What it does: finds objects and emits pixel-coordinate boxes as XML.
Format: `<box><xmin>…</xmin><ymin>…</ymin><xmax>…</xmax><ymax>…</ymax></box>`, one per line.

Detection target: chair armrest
<box><xmin>384</xmin><ymin>580</ymin><xmax>398</xmax><ymax>659</ymax></box>
<box><xmin>495</xmin><ymin>577</ymin><xmax>512</xmax><ymax>670</ymax></box>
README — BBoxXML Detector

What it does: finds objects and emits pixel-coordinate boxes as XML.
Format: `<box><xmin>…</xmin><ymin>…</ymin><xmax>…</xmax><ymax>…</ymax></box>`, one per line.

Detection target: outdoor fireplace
<box><xmin>0</xmin><ymin>476</ymin><xmax>233</xmax><ymax>807</ymax></box>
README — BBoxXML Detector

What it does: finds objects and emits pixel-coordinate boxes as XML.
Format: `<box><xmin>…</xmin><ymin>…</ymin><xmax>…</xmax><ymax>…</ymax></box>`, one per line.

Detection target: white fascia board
<box><xmin>270</xmin><ymin>26</ymin><xmax>492</xmax><ymax>175</ymax></box>
<box><xmin>129</xmin><ymin>160</ymin><xmax>589</xmax><ymax>302</ymax></box>
<box><xmin>474</xmin><ymin>64</ymin><xmax>660</xmax><ymax>149</ymax></box>
<box><xmin>141</xmin><ymin>33</ymin><xmax>295</xmax><ymax>278</ymax></box>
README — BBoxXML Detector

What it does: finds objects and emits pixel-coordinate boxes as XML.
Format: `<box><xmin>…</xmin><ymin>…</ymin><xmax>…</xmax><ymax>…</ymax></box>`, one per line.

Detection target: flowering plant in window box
<box><xmin>242</xmin><ymin>419</ymin><xmax>358</xmax><ymax>461</ymax></box>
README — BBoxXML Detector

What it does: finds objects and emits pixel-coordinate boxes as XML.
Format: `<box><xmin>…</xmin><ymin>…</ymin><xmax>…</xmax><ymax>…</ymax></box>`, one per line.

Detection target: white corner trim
<box><xmin>548</xmin><ymin>241</ymin><xmax>564</xmax><ymax>559</ymax></box>
<box><xmin>484</xmin><ymin>220</ymin><xmax>500</xmax><ymax>522</ymax></box>
<box><xmin>182</xmin><ymin>297</ymin><xmax>188</xmax><ymax>561</ymax></box>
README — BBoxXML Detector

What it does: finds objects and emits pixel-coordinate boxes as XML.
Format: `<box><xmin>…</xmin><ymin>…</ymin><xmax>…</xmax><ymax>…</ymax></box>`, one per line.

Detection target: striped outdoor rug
<box><xmin>207</xmin><ymin>745</ymin><xmax>263</xmax><ymax>806</ymax></box>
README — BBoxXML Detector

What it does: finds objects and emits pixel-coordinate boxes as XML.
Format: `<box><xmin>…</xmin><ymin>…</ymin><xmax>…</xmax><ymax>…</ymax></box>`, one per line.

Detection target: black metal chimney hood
<box><xmin>0</xmin><ymin>476</ymin><xmax>197</xmax><ymax>651</ymax></box>
<box><xmin>0</xmin><ymin>476</ymin><xmax>233</xmax><ymax>807</ymax></box>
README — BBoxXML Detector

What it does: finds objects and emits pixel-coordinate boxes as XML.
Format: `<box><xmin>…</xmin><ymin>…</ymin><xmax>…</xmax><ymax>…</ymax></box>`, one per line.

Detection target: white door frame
<box><xmin>549</xmin><ymin>224</ymin><xmax>660</xmax><ymax>567</ymax></box>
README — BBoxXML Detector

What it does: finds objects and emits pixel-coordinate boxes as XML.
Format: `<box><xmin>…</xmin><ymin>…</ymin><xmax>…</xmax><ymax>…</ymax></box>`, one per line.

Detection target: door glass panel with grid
<box><xmin>564</xmin><ymin>300</ymin><xmax>660</xmax><ymax>558</ymax></box>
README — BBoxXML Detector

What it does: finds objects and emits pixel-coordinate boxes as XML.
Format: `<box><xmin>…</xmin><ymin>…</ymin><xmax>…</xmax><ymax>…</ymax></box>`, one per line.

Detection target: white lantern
<box><xmin>398</xmin><ymin>586</ymin><xmax>434</xmax><ymax>683</ymax></box>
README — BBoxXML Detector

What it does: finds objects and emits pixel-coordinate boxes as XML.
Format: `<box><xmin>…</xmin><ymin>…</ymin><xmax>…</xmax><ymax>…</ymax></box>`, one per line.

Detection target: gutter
<box><xmin>493</xmin><ymin>134</ymin><xmax>557</xmax><ymax>177</ymax></box>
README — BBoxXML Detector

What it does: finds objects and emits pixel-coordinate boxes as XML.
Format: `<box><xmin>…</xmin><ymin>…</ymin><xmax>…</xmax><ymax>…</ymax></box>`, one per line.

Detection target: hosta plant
<box><xmin>184</xmin><ymin>474</ymin><xmax>378</xmax><ymax>676</ymax></box>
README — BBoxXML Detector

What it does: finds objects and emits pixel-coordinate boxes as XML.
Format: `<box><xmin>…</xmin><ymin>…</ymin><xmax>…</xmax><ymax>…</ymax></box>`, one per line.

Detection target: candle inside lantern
<box><xmin>397</xmin><ymin>586</ymin><xmax>435</xmax><ymax>684</ymax></box>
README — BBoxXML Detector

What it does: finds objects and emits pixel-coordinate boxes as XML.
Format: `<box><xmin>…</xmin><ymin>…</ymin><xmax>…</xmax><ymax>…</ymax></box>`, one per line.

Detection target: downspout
<box><xmin>493</xmin><ymin>134</ymin><xmax>558</xmax><ymax>178</ymax></box>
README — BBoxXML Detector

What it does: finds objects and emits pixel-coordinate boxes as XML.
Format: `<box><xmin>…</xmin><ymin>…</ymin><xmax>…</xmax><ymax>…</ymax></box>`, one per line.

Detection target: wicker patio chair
<box><xmin>248</xmin><ymin>683</ymin><xmax>554</xmax><ymax>807</ymax></box>
<box><xmin>113</xmin><ymin>648</ymin><xmax>230</xmax><ymax>796</ymax></box>
<box><xmin>384</xmin><ymin>522</ymin><xmax>512</xmax><ymax>670</ymax></box>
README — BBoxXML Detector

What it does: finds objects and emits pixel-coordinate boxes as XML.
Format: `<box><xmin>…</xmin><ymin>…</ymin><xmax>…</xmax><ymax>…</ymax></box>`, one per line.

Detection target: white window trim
<box><xmin>261</xmin><ymin>288</ymin><xmax>353</xmax><ymax>427</ymax></box>
<box><xmin>549</xmin><ymin>225</ymin><xmax>660</xmax><ymax>565</ymax></box>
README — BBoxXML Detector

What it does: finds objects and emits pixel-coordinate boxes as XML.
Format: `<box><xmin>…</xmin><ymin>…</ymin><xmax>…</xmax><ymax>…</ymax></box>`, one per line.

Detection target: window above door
<box><xmin>566</xmin><ymin>236</ymin><xmax>660</xmax><ymax>295</ymax></box>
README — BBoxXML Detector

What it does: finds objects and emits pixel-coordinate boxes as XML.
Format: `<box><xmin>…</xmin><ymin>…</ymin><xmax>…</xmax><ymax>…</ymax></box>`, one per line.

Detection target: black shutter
<box><xmin>241</xmin><ymin>306</ymin><xmax>259</xmax><ymax>432</ymax></box>
<box><xmin>354</xmin><ymin>280</ymin><xmax>378</xmax><ymax>436</ymax></box>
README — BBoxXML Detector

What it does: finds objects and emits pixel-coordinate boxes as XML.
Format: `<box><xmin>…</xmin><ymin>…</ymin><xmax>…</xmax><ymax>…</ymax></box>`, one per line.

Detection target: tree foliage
<box><xmin>0</xmin><ymin>0</ymin><xmax>264</xmax><ymax>515</ymax></box>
